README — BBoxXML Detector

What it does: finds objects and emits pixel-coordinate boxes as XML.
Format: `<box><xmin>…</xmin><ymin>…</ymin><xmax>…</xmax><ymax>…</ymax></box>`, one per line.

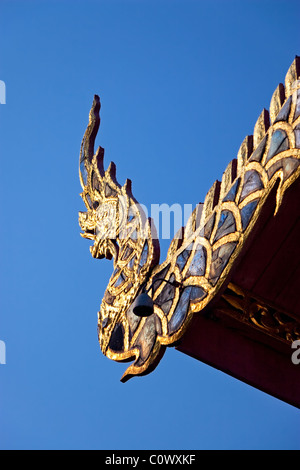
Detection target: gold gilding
<box><xmin>79</xmin><ymin>58</ymin><xmax>300</xmax><ymax>381</ymax></box>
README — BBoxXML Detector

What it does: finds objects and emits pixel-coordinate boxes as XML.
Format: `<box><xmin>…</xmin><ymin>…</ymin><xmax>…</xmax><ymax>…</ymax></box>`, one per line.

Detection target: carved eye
<box><xmin>93</xmin><ymin>201</ymin><xmax>100</xmax><ymax>210</ymax></box>
<box><xmin>102</xmin><ymin>317</ymin><xmax>109</xmax><ymax>328</ymax></box>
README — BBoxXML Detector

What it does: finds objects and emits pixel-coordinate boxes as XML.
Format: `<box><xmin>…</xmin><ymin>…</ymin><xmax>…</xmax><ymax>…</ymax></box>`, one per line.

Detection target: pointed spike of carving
<box><xmin>184</xmin><ymin>207</ymin><xmax>196</xmax><ymax>241</ymax></box>
<box><xmin>202</xmin><ymin>180</ymin><xmax>221</xmax><ymax>221</ymax></box>
<box><xmin>95</xmin><ymin>146</ymin><xmax>105</xmax><ymax>176</ymax></box>
<box><xmin>237</xmin><ymin>135</ymin><xmax>253</xmax><ymax>174</ymax></box>
<box><xmin>80</xmin><ymin>95</ymin><xmax>101</xmax><ymax>165</ymax></box>
<box><xmin>123</xmin><ymin>178</ymin><xmax>132</xmax><ymax>194</ymax></box>
<box><xmin>285</xmin><ymin>56</ymin><xmax>300</xmax><ymax>98</ymax></box>
<box><xmin>79</xmin><ymin>96</ymin><xmax>101</xmax><ymax>189</ymax></box>
<box><xmin>123</xmin><ymin>178</ymin><xmax>139</xmax><ymax>204</ymax></box>
<box><xmin>106</xmin><ymin>161</ymin><xmax>117</xmax><ymax>180</ymax></box>
<box><xmin>269</xmin><ymin>83</ymin><xmax>285</xmax><ymax>124</ymax></box>
<box><xmin>253</xmin><ymin>108</ymin><xmax>270</xmax><ymax>149</ymax></box>
<box><xmin>220</xmin><ymin>159</ymin><xmax>238</xmax><ymax>200</ymax></box>
<box><xmin>184</xmin><ymin>203</ymin><xmax>203</xmax><ymax>240</ymax></box>
<box><xmin>195</xmin><ymin>202</ymin><xmax>204</xmax><ymax>232</ymax></box>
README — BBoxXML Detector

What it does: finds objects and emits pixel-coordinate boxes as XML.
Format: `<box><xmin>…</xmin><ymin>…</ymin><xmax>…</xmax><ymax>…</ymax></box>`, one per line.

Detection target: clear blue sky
<box><xmin>0</xmin><ymin>0</ymin><xmax>299</xmax><ymax>450</ymax></box>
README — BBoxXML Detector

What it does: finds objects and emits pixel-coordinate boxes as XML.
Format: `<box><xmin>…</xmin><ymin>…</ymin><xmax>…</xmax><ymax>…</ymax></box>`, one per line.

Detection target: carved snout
<box><xmin>79</xmin><ymin>211</ymin><xmax>96</xmax><ymax>239</ymax></box>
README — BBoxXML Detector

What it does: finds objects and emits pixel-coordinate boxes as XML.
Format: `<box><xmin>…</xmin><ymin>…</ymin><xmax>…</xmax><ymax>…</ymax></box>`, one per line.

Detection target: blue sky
<box><xmin>0</xmin><ymin>0</ymin><xmax>299</xmax><ymax>450</ymax></box>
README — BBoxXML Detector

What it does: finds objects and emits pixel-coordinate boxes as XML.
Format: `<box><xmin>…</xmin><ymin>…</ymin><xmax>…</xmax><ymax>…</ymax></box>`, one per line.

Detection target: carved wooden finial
<box><xmin>237</xmin><ymin>135</ymin><xmax>253</xmax><ymax>174</ymax></box>
<box><xmin>253</xmin><ymin>108</ymin><xmax>270</xmax><ymax>149</ymax></box>
<box><xmin>284</xmin><ymin>55</ymin><xmax>300</xmax><ymax>98</ymax></box>
<box><xmin>202</xmin><ymin>180</ymin><xmax>221</xmax><ymax>221</ymax></box>
<box><xmin>220</xmin><ymin>159</ymin><xmax>238</xmax><ymax>200</ymax></box>
<box><xmin>269</xmin><ymin>83</ymin><xmax>286</xmax><ymax>124</ymax></box>
<box><xmin>78</xmin><ymin>57</ymin><xmax>300</xmax><ymax>384</ymax></box>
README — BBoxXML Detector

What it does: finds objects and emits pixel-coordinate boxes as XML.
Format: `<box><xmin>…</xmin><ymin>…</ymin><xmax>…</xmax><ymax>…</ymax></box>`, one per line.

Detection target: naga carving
<box><xmin>78</xmin><ymin>57</ymin><xmax>300</xmax><ymax>381</ymax></box>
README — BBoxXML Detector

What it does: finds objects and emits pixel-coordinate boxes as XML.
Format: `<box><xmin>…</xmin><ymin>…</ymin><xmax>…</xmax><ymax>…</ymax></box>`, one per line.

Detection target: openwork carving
<box><xmin>218</xmin><ymin>283</ymin><xmax>300</xmax><ymax>343</ymax></box>
<box><xmin>78</xmin><ymin>57</ymin><xmax>300</xmax><ymax>381</ymax></box>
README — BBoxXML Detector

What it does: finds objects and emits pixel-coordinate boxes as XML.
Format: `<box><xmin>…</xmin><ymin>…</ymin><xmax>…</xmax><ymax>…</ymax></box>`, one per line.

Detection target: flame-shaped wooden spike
<box><xmin>237</xmin><ymin>135</ymin><xmax>253</xmax><ymax>174</ymax></box>
<box><xmin>285</xmin><ymin>56</ymin><xmax>300</xmax><ymax>98</ymax></box>
<box><xmin>106</xmin><ymin>161</ymin><xmax>117</xmax><ymax>181</ymax></box>
<box><xmin>202</xmin><ymin>180</ymin><xmax>221</xmax><ymax>221</ymax></box>
<box><xmin>95</xmin><ymin>146</ymin><xmax>105</xmax><ymax>176</ymax></box>
<box><xmin>80</xmin><ymin>95</ymin><xmax>100</xmax><ymax>167</ymax></box>
<box><xmin>253</xmin><ymin>108</ymin><xmax>270</xmax><ymax>149</ymax></box>
<box><xmin>220</xmin><ymin>159</ymin><xmax>238</xmax><ymax>200</ymax></box>
<box><xmin>123</xmin><ymin>178</ymin><xmax>132</xmax><ymax>194</ymax></box>
<box><xmin>184</xmin><ymin>203</ymin><xmax>203</xmax><ymax>241</ymax></box>
<box><xmin>269</xmin><ymin>83</ymin><xmax>285</xmax><ymax>124</ymax></box>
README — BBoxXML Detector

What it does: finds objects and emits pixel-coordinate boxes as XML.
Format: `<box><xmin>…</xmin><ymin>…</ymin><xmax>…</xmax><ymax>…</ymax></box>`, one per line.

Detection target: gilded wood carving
<box><xmin>78</xmin><ymin>57</ymin><xmax>300</xmax><ymax>381</ymax></box>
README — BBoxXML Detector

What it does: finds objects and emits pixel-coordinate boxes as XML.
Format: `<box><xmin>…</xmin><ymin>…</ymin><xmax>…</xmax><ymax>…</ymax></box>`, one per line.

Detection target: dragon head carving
<box><xmin>78</xmin><ymin>96</ymin><xmax>161</xmax><ymax>367</ymax></box>
<box><xmin>79</xmin><ymin>96</ymin><xmax>122</xmax><ymax>261</ymax></box>
<box><xmin>78</xmin><ymin>58</ymin><xmax>300</xmax><ymax>381</ymax></box>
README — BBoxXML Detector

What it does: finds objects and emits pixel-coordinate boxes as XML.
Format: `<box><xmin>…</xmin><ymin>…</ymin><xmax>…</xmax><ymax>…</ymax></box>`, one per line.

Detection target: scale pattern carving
<box><xmin>78</xmin><ymin>57</ymin><xmax>300</xmax><ymax>381</ymax></box>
